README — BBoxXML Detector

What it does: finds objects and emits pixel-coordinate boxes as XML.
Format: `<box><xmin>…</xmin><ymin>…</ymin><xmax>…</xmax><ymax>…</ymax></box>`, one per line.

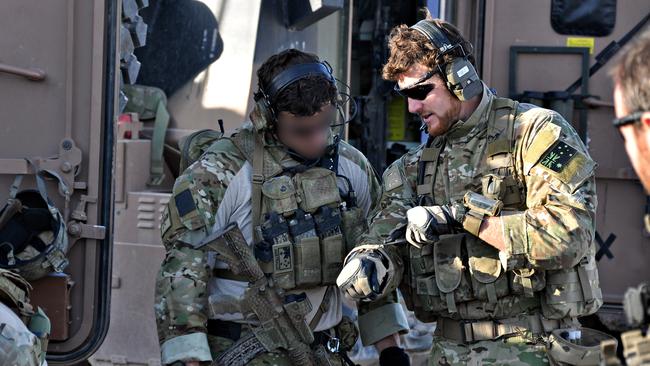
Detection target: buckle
<box><xmin>462</xmin><ymin>321</ymin><xmax>474</xmax><ymax>343</ymax></box>
<box><xmin>326</xmin><ymin>337</ymin><xmax>340</xmax><ymax>353</ymax></box>
<box><xmin>252</xmin><ymin>174</ymin><xmax>264</xmax><ymax>184</ymax></box>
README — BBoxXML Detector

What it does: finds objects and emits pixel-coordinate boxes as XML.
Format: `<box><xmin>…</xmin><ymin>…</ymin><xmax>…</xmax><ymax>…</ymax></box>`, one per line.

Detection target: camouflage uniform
<box><xmin>362</xmin><ymin>84</ymin><xmax>601</xmax><ymax>365</ymax></box>
<box><xmin>154</xmin><ymin>108</ymin><xmax>409</xmax><ymax>365</ymax></box>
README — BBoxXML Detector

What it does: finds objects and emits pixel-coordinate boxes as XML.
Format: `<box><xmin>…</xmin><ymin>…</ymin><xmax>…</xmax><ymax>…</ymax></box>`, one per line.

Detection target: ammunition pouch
<box><xmin>257</xmin><ymin>167</ymin><xmax>353</xmax><ymax>290</ymax></box>
<box><xmin>404</xmin><ymin>233</ymin><xmax>548</xmax><ymax>319</ymax></box>
<box><xmin>509</xmin><ymin>268</ymin><xmax>546</xmax><ymax>298</ymax></box>
<box><xmin>433</xmin><ymin>234</ymin><xmax>475</xmax><ymax>314</ymax></box>
<box><xmin>466</xmin><ymin>235</ymin><xmax>509</xmax><ymax>307</ymax></box>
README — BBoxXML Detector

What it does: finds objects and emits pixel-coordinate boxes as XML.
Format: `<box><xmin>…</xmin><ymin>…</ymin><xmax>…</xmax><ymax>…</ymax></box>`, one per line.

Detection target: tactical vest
<box><xmin>403</xmin><ymin>97</ymin><xmax>602</xmax><ymax>322</ymax></box>
<box><xmin>227</xmin><ymin>128</ymin><xmax>368</xmax><ymax>291</ymax></box>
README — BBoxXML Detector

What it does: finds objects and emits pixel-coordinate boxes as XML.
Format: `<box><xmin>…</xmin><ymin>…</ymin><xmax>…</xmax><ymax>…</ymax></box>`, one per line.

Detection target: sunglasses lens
<box><xmin>399</xmin><ymin>84</ymin><xmax>434</xmax><ymax>100</ymax></box>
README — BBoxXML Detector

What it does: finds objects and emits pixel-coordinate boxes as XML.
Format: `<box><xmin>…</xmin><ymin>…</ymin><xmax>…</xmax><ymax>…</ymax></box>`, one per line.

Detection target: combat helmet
<box><xmin>0</xmin><ymin>161</ymin><xmax>69</xmax><ymax>281</ymax></box>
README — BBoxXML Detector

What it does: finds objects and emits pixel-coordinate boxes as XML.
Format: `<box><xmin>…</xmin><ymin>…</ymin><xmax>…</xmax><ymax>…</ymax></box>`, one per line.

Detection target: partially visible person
<box><xmin>611</xmin><ymin>27</ymin><xmax>650</xmax><ymax>231</ymax></box>
<box><xmin>0</xmin><ymin>269</ymin><xmax>49</xmax><ymax>366</ymax></box>
<box><xmin>602</xmin><ymin>26</ymin><xmax>650</xmax><ymax>366</ymax></box>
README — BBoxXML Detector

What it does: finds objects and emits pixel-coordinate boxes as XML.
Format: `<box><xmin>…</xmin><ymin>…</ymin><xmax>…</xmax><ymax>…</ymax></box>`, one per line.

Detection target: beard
<box><xmin>421</xmin><ymin>110</ymin><xmax>458</xmax><ymax>137</ymax></box>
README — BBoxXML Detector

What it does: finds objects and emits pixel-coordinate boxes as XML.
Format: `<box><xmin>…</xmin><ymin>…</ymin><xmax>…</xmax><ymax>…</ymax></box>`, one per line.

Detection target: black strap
<box><xmin>417</xmin><ymin>136</ymin><xmax>447</xmax><ymax>206</ymax></box>
<box><xmin>265</xmin><ymin>63</ymin><xmax>335</xmax><ymax>102</ymax></box>
<box><xmin>411</xmin><ymin>20</ymin><xmax>454</xmax><ymax>53</ymax></box>
<box><xmin>566</xmin><ymin>13</ymin><xmax>650</xmax><ymax>94</ymax></box>
<box><xmin>207</xmin><ymin>319</ymin><xmax>243</xmax><ymax>342</ymax></box>
<box><xmin>339</xmin><ymin>351</ymin><xmax>359</xmax><ymax>366</ymax></box>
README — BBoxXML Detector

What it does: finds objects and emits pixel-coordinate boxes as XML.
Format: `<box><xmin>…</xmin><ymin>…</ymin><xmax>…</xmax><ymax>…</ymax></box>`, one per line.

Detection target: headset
<box><xmin>410</xmin><ymin>20</ymin><xmax>482</xmax><ymax>101</ymax></box>
<box><xmin>252</xmin><ymin>59</ymin><xmax>359</xmax><ymax>172</ymax></box>
<box><xmin>253</xmin><ymin>61</ymin><xmax>344</xmax><ymax>131</ymax></box>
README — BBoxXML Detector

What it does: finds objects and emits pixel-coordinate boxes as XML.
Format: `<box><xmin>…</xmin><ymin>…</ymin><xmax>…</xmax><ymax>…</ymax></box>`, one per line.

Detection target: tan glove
<box><xmin>336</xmin><ymin>245</ymin><xmax>401</xmax><ymax>302</ymax></box>
<box><xmin>405</xmin><ymin>204</ymin><xmax>464</xmax><ymax>248</ymax></box>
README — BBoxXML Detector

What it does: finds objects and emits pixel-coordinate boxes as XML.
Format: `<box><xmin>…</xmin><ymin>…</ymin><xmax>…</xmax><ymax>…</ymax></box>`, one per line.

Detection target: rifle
<box><xmin>197</xmin><ymin>223</ymin><xmax>329</xmax><ymax>366</ymax></box>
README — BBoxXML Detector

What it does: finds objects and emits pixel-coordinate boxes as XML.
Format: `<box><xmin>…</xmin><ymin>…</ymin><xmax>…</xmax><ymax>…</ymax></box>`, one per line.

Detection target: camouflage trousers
<box><xmin>428</xmin><ymin>336</ymin><xmax>549</xmax><ymax>366</ymax></box>
<box><xmin>207</xmin><ymin>334</ymin><xmax>346</xmax><ymax>366</ymax></box>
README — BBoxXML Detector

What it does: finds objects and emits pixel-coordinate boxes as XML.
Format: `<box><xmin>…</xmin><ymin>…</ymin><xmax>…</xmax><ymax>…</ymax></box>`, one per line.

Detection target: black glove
<box><xmin>379</xmin><ymin>346</ymin><xmax>410</xmax><ymax>366</ymax></box>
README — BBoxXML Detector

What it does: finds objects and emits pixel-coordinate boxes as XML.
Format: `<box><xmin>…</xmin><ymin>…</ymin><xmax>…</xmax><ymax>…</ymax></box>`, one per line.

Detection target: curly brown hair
<box><xmin>257</xmin><ymin>49</ymin><xmax>338</xmax><ymax>117</ymax></box>
<box><xmin>382</xmin><ymin>15</ymin><xmax>475</xmax><ymax>82</ymax></box>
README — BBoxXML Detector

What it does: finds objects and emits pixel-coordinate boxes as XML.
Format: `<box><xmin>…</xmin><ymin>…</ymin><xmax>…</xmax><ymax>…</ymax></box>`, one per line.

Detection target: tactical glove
<box><xmin>405</xmin><ymin>203</ymin><xmax>465</xmax><ymax>247</ymax></box>
<box><xmin>336</xmin><ymin>245</ymin><xmax>401</xmax><ymax>302</ymax></box>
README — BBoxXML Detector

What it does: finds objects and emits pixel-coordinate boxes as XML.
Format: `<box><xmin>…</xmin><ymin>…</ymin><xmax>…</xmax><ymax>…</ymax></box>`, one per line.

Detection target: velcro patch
<box><xmin>273</xmin><ymin>242</ymin><xmax>293</xmax><ymax>272</ymax></box>
<box><xmin>539</xmin><ymin>141</ymin><xmax>577</xmax><ymax>173</ymax></box>
<box><xmin>383</xmin><ymin>164</ymin><xmax>403</xmax><ymax>192</ymax></box>
<box><xmin>160</xmin><ymin>209</ymin><xmax>171</xmax><ymax>236</ymax></box>
<box><xmin>175</xmin><ymin>189</ymin><xmax>196</xmax><ymax>217</ymax></box>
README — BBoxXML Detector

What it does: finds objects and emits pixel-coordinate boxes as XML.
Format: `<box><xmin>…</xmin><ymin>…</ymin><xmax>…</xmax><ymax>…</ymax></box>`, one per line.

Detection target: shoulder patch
<box><xmin>539</xmin><ymin>141</ymin><xmax>578</xmax><ymax>173</ymax></box>
<box><xmin>175</xmin><ymin>189</ymin><xmax>196</xmax><ymax>217</ymax></box>
<box><xmin>525</xmin><ymin>124</ymin><xmax>596</xmax><ymax>192</ymax></box>
<box><xmin>170</xmin><ymin>179</ymin><xmax>207</xmax><ymax>231</ymax></box>
<box><xmin>383</xmin><ymin>164</ymin><xmax>403</xmax><ymax>192</ymax></box>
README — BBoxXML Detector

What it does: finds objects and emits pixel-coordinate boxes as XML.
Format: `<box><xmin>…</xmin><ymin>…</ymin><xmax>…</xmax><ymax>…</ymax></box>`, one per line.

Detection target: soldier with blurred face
<box><xmin>154</xmin><ymin>49</ymin><xmax>410</xmax><ymax>366</ymax></box>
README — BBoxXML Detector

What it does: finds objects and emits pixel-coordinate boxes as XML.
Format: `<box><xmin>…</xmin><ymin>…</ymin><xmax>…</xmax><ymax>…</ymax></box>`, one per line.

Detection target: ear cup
<box><xmin>444</xmin><ymin>58</ymin><xmax>482</xmax><ymax>101</ymax></box>
<box><xmin>411</xmin><ymin>20</ymin><xmax>482</xmax><ymax>101</ymax></box>
<box><xmin>253</xmin><ymin>92</ymin><xmax>275</xmax><ymax>131</ymax></box>
<box><xmin>254</xmin><ymin>61</ymin><xmax>338</xmax><ymax>131</ymax></box>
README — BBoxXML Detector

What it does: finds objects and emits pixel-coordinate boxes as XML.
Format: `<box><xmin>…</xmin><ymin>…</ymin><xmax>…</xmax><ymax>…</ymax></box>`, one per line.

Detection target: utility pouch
<box><xmin>295</xmin><ymin>168</ymin><xmax>341</xmax><ymax>213</ymax></box>
<box><xmin>542</xmin><ymin>256</ymin><xmax>602</xmax><ymax>319</ymax></box>
<box><xmin>262</xmin><ymin>175</ymin><xmax>298</xmax><ymax>217</ymax></box>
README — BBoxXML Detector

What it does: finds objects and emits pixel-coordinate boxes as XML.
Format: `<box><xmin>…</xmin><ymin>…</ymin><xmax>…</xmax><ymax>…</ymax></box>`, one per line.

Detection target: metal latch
<box><xmin>68</xmin><ymin>222</ymin><xmax>106</xmax><ymax>240</ymax></box>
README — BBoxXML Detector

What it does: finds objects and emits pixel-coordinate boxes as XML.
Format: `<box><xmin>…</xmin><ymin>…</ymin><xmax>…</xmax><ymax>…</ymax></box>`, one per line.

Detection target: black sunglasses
<box><xmin>394</xmin><ymin>70</ymin><xmax>437</xmax><ymax>100</ymax></box>
<box><xmin>612</xmin><ymin>112</ymin><xmax>644</xmax><ymax>128</ymax></box>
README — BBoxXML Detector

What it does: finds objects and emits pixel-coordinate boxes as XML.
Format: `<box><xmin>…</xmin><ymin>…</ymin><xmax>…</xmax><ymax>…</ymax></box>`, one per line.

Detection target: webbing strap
<box><xmin>577</xmin><ymin>258</ymin><xmax>595</xmax><ymax>303</ymax></box>
<box><xmin>437</xmin><ymin>314</ymin><xmax>558</xmax><ymax>344</ymax></box>
<box><xmin>417</xmin><ymin>136</ymin><xmax>446</xmax><ymax>205</ymax></box>
<box><xmin>251</xmin><ymin>133</ymin><xmax>265</xmax><ymax>244</ymax></box>
<box><xmin>486</xmin><ymin>98</ymin><xmax>518</xmax><ymax>157</ymax></box>
<box><xmin>309</xmin><ymin>286</ymin><xmax>333</xmax><ymax>330</ymax></box>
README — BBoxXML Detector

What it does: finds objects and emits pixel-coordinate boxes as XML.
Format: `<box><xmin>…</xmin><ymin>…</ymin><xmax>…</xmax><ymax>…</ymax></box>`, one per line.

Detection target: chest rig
<box><xmin>403</xmin><ymin>97</ymin><xmax>602</xmax><ymax>324</ymax></box>
<box><xmin>404</xmin><ymin>97</ymin><xmax>536</xmax><ymax>321</ymax></box>
<box><xmin>416</xmin><ymin>97</ymin><xmax>524</xmax><ymax>209</ymax></box>
<box><xmin>229</xmin><ymin>128</ymin><xmax>367</xmax><ymax>291</ymax></box>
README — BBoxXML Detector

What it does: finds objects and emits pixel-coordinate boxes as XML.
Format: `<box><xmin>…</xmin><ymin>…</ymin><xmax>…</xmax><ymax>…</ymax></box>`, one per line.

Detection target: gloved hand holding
<box><xmin>336</xmin><ymin>245</ymin><xmax>400</xmax><ymax>302</ymax></box>
<box><xmin>405</xmin><ymin>203</ymin><xmax>465</xmax><ymax>247</ymax></box>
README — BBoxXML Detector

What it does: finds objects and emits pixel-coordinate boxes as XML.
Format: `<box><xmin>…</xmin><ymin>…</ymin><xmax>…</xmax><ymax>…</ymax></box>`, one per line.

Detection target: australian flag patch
<box><xmin>540</xmin><ymin>141</ymin><xmax>577</xmax><ymax>172</ymax></box>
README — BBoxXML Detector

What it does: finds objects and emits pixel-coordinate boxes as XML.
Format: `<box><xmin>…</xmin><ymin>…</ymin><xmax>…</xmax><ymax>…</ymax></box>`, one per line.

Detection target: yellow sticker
<box><xmin>567</xmin><ymin>37</ymin><xmax>595</xmax><ymax>54</ymax></box>
<box><xmin>387</xmin><ymin>97</ymin><xmax>406</xmax><ymax>141</ymax></box>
